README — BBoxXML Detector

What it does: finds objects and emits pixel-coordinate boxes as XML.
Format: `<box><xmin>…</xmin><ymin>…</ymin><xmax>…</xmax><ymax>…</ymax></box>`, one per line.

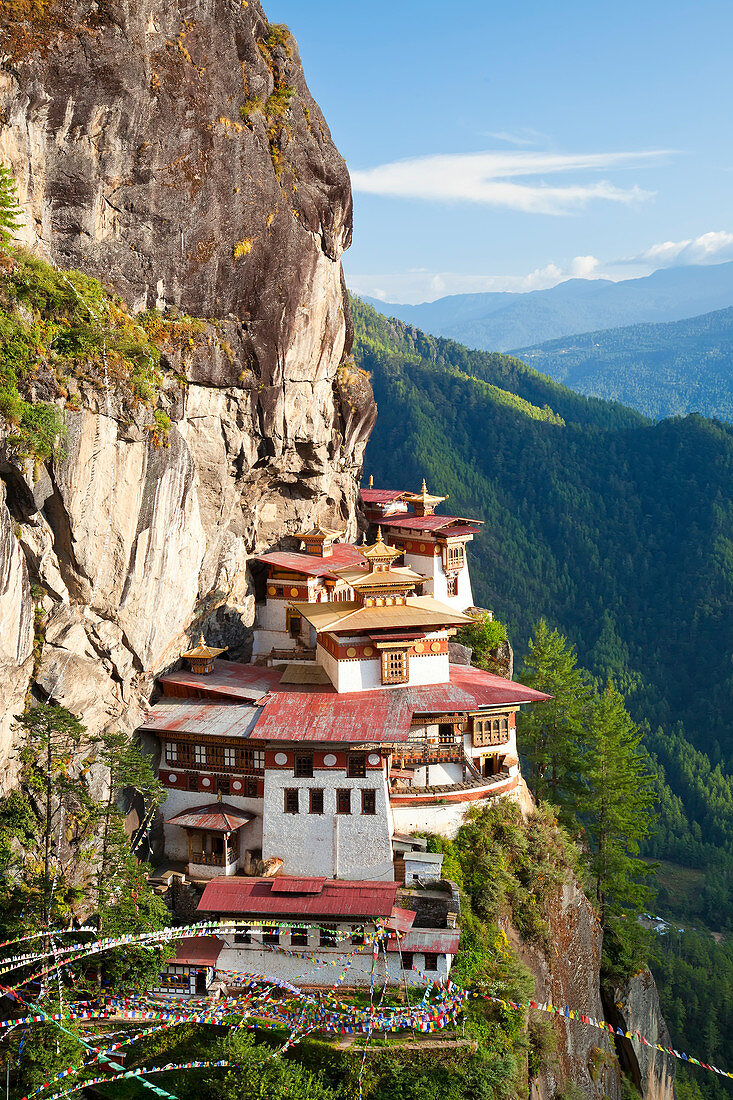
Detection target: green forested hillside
<box><xmin>512</xmin><ymin>306</ymin><xmax>733</xmax><ymax>421</ymax></box>
<box><xmin>352</xmin><ymin>297</ymin><xmax>733</xmax><ymax>890</ymax></box>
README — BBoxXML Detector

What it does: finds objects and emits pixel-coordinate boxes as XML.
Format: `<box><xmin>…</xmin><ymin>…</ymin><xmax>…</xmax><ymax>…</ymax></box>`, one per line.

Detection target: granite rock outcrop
<box><xmin>0</xmin><ymin>0</ymin><xmax>375</xmax><ymax>781</ymax></box>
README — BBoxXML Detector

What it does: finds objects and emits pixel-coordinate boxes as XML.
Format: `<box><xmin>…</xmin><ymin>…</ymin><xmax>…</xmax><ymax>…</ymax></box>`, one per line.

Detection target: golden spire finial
<box><xmin>199</xmin><ymin>632</ymin><xmax>206</xmax><ymax>646</ymax></box>
<box><xmin>421</xmin><ymin>478</ymin><xmax>427</xmax><ymax>495</ymax></box>
<box><xmin>376</xmin><ymin>526</ymin><xmax>384</xmax><ymax>543</ymax></box>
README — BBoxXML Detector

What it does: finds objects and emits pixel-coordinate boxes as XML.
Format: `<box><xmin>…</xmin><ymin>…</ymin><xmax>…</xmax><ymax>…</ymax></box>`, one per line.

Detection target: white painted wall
<box><xmin>408</xmin><ymin>760</ymin><xmax>464</xmax><ymax>786</ymax></box>
<box><xmin>252</xmin><ymin>599</ymin><xmax>306</xmax><ymax>656</ymax></box>
<box><xmin>261</xmin><ymin>767</ymin><xmax>394</xmax><ymax>880</ymax></box>
<box><xmin>391</xmin><ymin>787</ymin><xmax>520</xmax><ymax>838</ymax></box>
<box><xmin>214</xmin><ymin>929</ymin><xmax>452</xmax><ymax>987</ymax></box>
<box><xmin>401</xmin><ymin>545</ymin><xmax>474</xmax><ymax>613</ymax></box>
<box><xmin>317</xmin><ymin>639</ymin><xmax>450</xmax><ymax>694</ymax></box>
<box><xmin>390</xmin><ymin>799</ymin><xmax>470</xmax><ymax>838</ymax></box>
<box><xmin>188</xmin><ymin>857</ymin><xmax>239</xmax><ymax>880</ymax></box>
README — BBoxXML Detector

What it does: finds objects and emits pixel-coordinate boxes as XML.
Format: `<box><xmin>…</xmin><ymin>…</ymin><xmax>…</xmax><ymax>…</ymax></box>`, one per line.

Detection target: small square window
<box><xmin>309</xmin><ymin>789</ymin><xmax>324</xmax><ymax>814</ymax></box>
<box><xmin>166</xmin><ymin>742</ymin><xmax>178</xmax><ymax>762</ymax></box>
<box><xmin>253</xmin><ymin>749</ymin><xmax>265</xmax><ymax>770</ymax></box>
<box><xmin>381</xmin><ymin>648</ymin><xmax>408</xmax><ymax>685</ymax></box>
<box><xmin>446</xmin><ymin>574</ymin><xmax>458</xmax><ymax>597</ymax></box>
<box><xmin>284</xmin><ymin>788</ymin><xmax>299</xmax><ymax>814</ymax></box>
<box><xmin>351</xmin><ymin>926</ymin><xmax>365</xmax><ymax>946</ymax></box>
<box><xmin>291</xmin><ymin>927</ymin><xmax>309</xmax><ymax>947</ymax></box>
<box><xmin>336</xmin><ymin>789</ymin><xmax>351</xmax><ymax>815</ymax></box>
<box><xmin>224</xmin><ymin>746</ymin><xmax>236</xmax><ymax>768</ymax></box>
<box><xmin>347</xmin><ymin>753</ymin><xmax>366</xmax><ymax>778</ymax></box>
<box><xmin>401</xmin><ymin>952</ymin><xmax>414</xmax><ymax>971</ymax></box>
<box><xmin>320</xmin><ymin>924</ymin><xmax>337</xmax><ymax>947</ymax></box>
<box><xmin>263</xmin><ymin>926</ymin><xmax>279</xmax><ymax>945</ymax></box>
<box><xmin>361</xmin><ymin>789</ymin><xmax>377</xmax><ymax>815</ymax></box>
<box><xmin>423</xmin><ymin>953</ymin><xmax>439</xmax><ymax>972</ymax></box>
<box><xmin>235</xmin><ymin>928</ymin><xmax>251</xmax><ymax>944</ymax></box>
<box><xmin>295</xmin><ymin>753</ymin><xmax>314</xmax><ymax>778</ymax></box>
<box><xmin>194</xmin><ymin>744</ymin><xmax>207</xmax><ymax>765</ymax></box>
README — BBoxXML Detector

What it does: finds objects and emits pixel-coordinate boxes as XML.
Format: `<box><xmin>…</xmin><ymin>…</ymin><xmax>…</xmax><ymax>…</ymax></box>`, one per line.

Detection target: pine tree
<box><xmin>0</xmin><ymin>162</ymin><xmax>23</xmax><ymax>251</ymax></box>
<box><xmin>95</xmin><ymin>731</ymin><xmax>166</xmax><ymax>928</ymax></box>
<box><xmin>14</xmin><ymin>704</ymin><xmax>91</xmax><ymax>920</ymax></box>
<box><xmin>517</xmin><ymin>619</ymin><xmax>592</xmax><ymax>818</ymax></box>
<box><xmin>578</xmin><ymin>682</ymin><xmax>657</xmax><ymax>925</ymax></box>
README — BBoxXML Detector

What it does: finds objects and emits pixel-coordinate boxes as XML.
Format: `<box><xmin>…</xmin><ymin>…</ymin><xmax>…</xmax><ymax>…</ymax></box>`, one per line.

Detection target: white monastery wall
<box><xmin>317</xmin><ymin>642</ymin><xmax>450</xmax><ymax>694</ymax></box>
<box><xmin>261</xmin><ymin>768</ymin><xmax>394</xmax><ymax>880</ymax></box>
<box><xmin>408</xmin><ymin>760</ymin><xmax>464</xmax><ymax>786</ymax></box>
<box><xmin>215</xmin><ymin>929</ymin><xmax>453</xmax><ymax>987</ymax></box>
<box><xmin>401</xmin><ymin>546</ymin><xmax>474</xmax><ymax>613</ymax></box>
<box><xmin>390</xmin><ymin>799</ymin><xmax>470</xmax><ymax>838</ymax></box>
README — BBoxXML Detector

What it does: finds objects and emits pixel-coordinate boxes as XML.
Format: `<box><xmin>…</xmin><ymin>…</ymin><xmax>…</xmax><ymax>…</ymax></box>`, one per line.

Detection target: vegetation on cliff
<box><xmin>517</xmin><ymin>622</ymin><xmax>657</xmax><ymax>981</ymax></box>
<box><xmin>0</xmin><ymin>165</ymin><xmax>227</xmax><ymax>461</ymax></box>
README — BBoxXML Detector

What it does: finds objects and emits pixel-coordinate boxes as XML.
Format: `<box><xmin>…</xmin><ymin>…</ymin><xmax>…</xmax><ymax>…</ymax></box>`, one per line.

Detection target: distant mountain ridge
<box><xmin>512</xmin><ymin>306</ymin><xmax>733</xmax><ymax>422</ymax></box>
<box><xmin>363</xmin><ymin>261</ymin><xmax>733</xmax><ymax>351</ymax></box>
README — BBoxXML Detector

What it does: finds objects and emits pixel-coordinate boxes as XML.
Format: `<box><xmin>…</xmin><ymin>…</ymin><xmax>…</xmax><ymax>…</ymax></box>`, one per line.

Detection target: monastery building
<box><xmin>144</xmin><ymin>482</ymin><xmax>548</xmax><ymax>988</ymax></box>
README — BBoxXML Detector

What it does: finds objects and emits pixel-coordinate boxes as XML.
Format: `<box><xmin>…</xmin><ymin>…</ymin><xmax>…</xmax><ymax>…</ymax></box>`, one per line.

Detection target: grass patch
<box><xmin>655</xmin><ymin>860</ymin><xmax>706</xmax><ymax>922</ymax></box>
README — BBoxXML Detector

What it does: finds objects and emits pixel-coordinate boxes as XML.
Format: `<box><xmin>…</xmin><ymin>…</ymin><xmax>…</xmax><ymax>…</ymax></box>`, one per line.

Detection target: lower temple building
<box><xmin>146</xmin><ymin>482</ymin><xmax>549</xmax><ymax>988</ymax></box>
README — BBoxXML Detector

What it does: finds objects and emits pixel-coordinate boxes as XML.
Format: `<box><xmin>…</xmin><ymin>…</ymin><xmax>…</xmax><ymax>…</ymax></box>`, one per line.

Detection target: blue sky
<box><xmin>268</xmin><ymin>0</ymin><xmax>733</xmax><ymax>303</ymax></box>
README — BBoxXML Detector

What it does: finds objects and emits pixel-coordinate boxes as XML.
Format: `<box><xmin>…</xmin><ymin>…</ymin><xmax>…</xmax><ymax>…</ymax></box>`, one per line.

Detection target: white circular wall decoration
<box><xmin>168</xmin><ymin>774</ymin><xmax>177</xmax><ymax>783</ymax></box>
<box><xmin>232</xmin><ymin>780</ymin><xmax>242</xmax><ymax>791</ymax></box>
<box><xmin>323</xmin><ymin>753</ymin><xmax>337</xmax><ymax>767</ymax></box>
<box><xmin>201</xmin><ymin>777</ymin><xmax>211</xmax><ymax>787</ymax></box>
<box><xmin>275</xmin><ymin>752</ymin><xmax>288</xmax><ymax>766</ymax></box>
<box><xmin>367</xmin><ymin>753</ymin><xmax>381</xmax><ymax>765</ymax></box>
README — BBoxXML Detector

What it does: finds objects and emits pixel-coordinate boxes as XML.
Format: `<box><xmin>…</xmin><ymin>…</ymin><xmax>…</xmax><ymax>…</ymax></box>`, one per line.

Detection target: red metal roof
<box><xmin>166</xmin><ymin>803</ymin><xmax>254</xmax><ymax>832</ymax></box>
<box><xmin>386</xmin><ymin>907</ymin><xmax>417</xmax><ymax>933</ymax></box>
<box><xmin>198</xmin><ymin>877</ymin><xmax>399</xmax><ymax>918</ymax></box>
<box><xmin>158</xmin><ymin>661</ymin><xmax>282</xmax><ymax>703</ymax></box>
<box><xmin>381</xmin><ymin>515</ymin><xmax>483</xmax><ymax>533</ymax></box>
<box><xmin>360</xmin><ymin>489</ymin><xmax>406</xmax><ymax>504</ymax></box>
<box><xmin>254</xmin><ymin>689</ymin><xmax>415</xmax><ymax>743</ymax></box>
<box><xmin>170</xmin><ymin>936</ymin><xmax>224</xmax><ymax>967</ymax></box>
<box><xmin>141</xmin><ymin>702</ymin><xmax>261</xmax><ymax>739</ymax></box>
<box><xmin>386</xmin><ymin>930</ymin><xmax>461</xmax><ymax>955</ymax></box>
<box><xmin>150</xmin><ymin>662</ymin><xmax>549</xmax><ymax>745</ymax></box>
<box><xmin>255</xmin><ymin>544</ymin><xmax>366</xmax><ymax>578</ymax></box>
<box><xmin>270</xmin><ymin>877</ymin><xmax>326</xmax><ymax>894</ymax></box>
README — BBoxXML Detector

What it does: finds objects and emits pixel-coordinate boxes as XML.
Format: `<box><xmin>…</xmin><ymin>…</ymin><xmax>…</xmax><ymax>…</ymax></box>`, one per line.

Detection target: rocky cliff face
<box><xmin>0</xmin><ymin>0</ymin><xmax>376</xmax><ymax>779</ymax></box>
<box><xmin>503</xmin><ymin>875</ymin><xmax>622</xmax><ymax>1100</ymax></box>
<box><xmin>604</xmin><ymin>970</ymin><xmax>677</xmax><ymax>1100</ymax></box>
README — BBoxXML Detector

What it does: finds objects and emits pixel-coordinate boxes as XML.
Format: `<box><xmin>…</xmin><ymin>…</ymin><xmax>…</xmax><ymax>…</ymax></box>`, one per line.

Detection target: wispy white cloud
<box><xmin>350</xmin><ymin>150</ymin><xmax>668</xmax><ymax>214</ymax></box>
<box><xmin>622</xmin><ymin>229</ymin><xmax>733</xmax><ymax>267</ymax></box>
<box><xmin>347</xmin><ymin>255</ymin><xmax>612</xmax><ymax>305</ymax></box>
<box><xmin>482</xmin><ymin>128</ymin><xmax>549</xmax><ymax>147</ymax></box>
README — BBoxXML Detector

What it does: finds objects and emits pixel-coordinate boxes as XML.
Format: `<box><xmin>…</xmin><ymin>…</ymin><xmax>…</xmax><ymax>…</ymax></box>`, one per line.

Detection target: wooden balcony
<box><xmin>189</xmin><ymin>850</ymin><xmax>236</xmax><ymax>867</ymax></box>
<box><xmin>391</xmin><ymin>742</ymin><xmax>465</xmax><ymax>768</ymax></box>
